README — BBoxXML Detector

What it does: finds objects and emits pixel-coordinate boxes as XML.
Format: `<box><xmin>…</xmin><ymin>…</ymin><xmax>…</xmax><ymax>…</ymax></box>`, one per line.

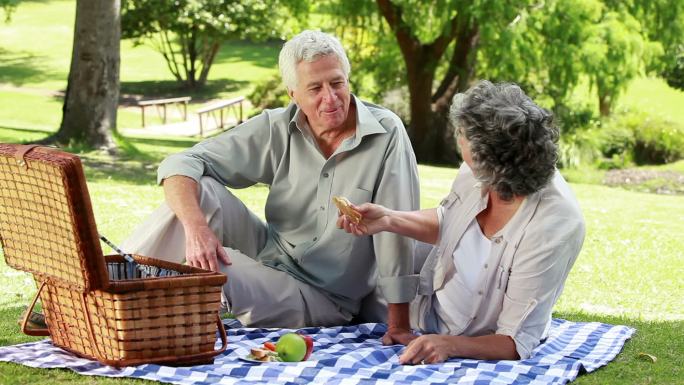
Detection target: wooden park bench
<box><xmin>196</xmin><ymin>96</ymin><xmax>245</xmax><ymax>137</ymax></box>
<box><xmin>137</xmin><ymin>96</ymin><xmax>192</xmax><ymax>127</ymax></box>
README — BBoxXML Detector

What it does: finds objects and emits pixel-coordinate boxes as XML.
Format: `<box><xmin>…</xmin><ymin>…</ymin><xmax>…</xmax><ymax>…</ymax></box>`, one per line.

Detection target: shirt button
<box><xmin>494</xmin><ymin>238</ymin><xmax>502</xmax><ymax>244</ymax></box>
<box><xmin>484</xmin><ymin>264</ymin><xmax>488</xmax><ymax>269</ymax></box>
<box><xmin>478</xmin><ymin>290</ymin><xmax>483</xmax><ymax>295</ymax></box>
<box><xmin>313</xmin><ymin>237</ymin><xmax>318</xmax><ymax>242</ymax></box>
<box><xmin>320</xmin><ymin>206</ymin><xmax>325</xmax><ymax>211</ymax></box>
<box><xmin>323</xmin><ymin>173</ymin><xmax>329</xmax><ymax>178</ymax></box>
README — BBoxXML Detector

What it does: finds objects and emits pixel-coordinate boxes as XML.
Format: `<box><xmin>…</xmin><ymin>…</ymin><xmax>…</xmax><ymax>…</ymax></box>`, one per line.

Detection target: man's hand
<box><xmin>336</xmin><ymin>202</ymin><xmax>391</xmax><ymax>236</ymax></box>
<box><xmin>399</xmin><ymin>335</ymin><xmax>455</xmax><ymax>365</ymax></box>
<box><xmin>162</xmin><ymin>176</ymin><xmax>230</xmax><ymax>272</ymax></box>
<box><xmin>382</xmin><ymin>302</ymin><xmax>415</xmax><ymax>345</ymax></box>
<box><xmin>184</xmin><ymin>225</ymin><xmax>231</xmax><ymax>272</ymax></box>
<box><xmin>382</xmin><ymin>327</ymin><xmax>417</xmax><ymax>346</ymax></box>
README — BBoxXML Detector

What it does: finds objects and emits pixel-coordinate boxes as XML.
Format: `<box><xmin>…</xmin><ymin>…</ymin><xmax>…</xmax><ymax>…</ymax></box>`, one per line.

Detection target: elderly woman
<box><xmin>337</xmin><ymin>81</ymin><xmax>585</xmax><ymax>364</ymax></box>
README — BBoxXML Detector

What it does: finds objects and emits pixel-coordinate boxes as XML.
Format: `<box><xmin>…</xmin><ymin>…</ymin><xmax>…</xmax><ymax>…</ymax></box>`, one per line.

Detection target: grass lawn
<box><xmin>0</xmin><ymin>0</ymin><xmax>280</xmax><ymax>133</ymax></box>
<box><xmin>0</xmin><ymin>132</ymin><xmax>682</xmax><ymax>384</ymax></box>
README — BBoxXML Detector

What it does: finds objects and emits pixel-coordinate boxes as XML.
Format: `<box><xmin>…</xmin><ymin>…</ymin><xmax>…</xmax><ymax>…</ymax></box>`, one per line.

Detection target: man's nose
<box><xmin>322</xmin><ymin>85</ymin><xmax>337</xmax><ymax>103</ymax></box>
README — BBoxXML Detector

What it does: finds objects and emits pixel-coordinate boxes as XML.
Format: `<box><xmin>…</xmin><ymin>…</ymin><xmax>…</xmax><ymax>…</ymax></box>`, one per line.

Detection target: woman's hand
<box><xmin>336</xmin><ymin>202</ymin><xmax>391</xmax><ymax>236</ymax></box>
<box><xmin>184</xmin><ymin>224</ymin><xmax>231</xmax><ymax>272</ymax></box>
<box><xmin>399</xmin><ymin>335</ymin><xmax>455</xmax><ymax>365</ymax></box>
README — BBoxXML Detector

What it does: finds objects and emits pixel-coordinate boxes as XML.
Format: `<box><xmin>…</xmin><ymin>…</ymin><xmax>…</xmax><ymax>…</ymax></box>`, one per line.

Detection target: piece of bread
<box><xmin>250</xmin><ymin>347</ymin><xmax>271</xmax><ymax>361</ymax></box>
<box><xmin>332</xmin><ymin>196</ymin><xmax>362</xmax><ymax>224</ymax></box>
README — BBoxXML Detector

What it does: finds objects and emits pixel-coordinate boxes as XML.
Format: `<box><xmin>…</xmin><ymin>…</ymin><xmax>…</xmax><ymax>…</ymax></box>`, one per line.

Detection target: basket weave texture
<box><xmin>0</xmin><ymin>144</ymin><xmax>228</xmax><ymax>367</ymax></box>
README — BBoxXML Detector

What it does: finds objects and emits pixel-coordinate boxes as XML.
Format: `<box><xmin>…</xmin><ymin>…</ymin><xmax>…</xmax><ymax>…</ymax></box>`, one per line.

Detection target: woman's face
<box><xmin>457</xmin><ymin>129</ymin><xmax>474</xmax><ymax>168</ymax></box>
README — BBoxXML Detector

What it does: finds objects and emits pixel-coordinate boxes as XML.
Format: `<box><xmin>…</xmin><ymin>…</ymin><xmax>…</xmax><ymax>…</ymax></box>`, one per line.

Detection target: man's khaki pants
<box><xmin>121</xmin><ymin>177</ymin><xmax>352</xmax><ymax>328</ymax></box>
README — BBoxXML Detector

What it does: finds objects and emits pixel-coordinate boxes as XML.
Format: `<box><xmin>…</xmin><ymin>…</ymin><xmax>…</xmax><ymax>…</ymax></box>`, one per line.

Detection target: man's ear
<box><xmin>287</xmin><ymin>88</ymin><xmax>295</xmax><ymax>100</ymax></box>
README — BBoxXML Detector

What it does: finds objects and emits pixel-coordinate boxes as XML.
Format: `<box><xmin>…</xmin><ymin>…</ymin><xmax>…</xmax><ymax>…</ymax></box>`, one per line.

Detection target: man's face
<box><xmin>288</xmin><ymin>55</ymin><xmax>351</xmax><ymax>132</ymax></box>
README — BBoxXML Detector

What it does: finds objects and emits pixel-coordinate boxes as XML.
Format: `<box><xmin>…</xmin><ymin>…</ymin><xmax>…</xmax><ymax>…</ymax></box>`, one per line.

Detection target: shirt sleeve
<box><xmin>372</xmin><ymin>117</ymin><xmax>421</xmax><ymax>304</ymax></box>
<box><xmin>156</xmin><ymin>111</ymin><xmax>281</xmax><ymax>187</ymax></box>
<box><xmin>495</xmin><ymin>206</ymin><xmax>585</xmax><ymax>359</ymax></box>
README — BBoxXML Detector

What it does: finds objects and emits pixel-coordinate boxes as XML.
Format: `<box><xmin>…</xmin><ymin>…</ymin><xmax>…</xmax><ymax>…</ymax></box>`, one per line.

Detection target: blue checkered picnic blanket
<box><xmin>0</xmin><ymin>318</ymin><xmax>633</xmax><ymax>385</ymax></box>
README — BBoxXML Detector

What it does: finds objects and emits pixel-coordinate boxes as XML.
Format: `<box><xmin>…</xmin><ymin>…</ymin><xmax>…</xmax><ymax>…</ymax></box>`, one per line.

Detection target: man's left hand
<box><xmin>382</xmin><ymin>327</ymin><xmax>417</xmax><ymax>346</ymax></box>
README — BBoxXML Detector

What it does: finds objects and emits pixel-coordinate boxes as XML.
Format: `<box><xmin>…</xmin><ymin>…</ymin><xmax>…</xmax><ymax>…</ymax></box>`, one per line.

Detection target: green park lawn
<box><xmin>1</xmin><ymin>1</ymin><xmax>683</xmax><ymax>384</ymax></box>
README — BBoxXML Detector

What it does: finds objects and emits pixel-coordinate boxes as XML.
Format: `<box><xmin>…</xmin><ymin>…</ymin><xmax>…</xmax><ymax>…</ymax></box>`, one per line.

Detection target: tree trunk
<box><xmin>405</xmin><ymin>53</ymin><xmax>437</xmax><ymax>156</ymax></box>
<box><xmin>376</xmin><ymin>0</ymin><xmax>470</xmax><ymax>163</ymax></box>
<box><xmin>198</xmin><ymin>41</ymin><xmax>221</xmax><ymax>86</ymax></box>
<box><xmin>598</xmin><ymin>91</ymin><xmax>612</xmax><ymax>116</ymax></box>
<box><xmin>51</xmin><ymin>0</ymin><xmax>120</xmax><ymax>151</ymax></box>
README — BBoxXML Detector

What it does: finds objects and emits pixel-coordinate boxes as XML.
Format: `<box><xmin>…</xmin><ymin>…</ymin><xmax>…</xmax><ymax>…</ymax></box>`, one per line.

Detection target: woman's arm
<box><xmin>337</xmin><ymin>204</ymin><xmax>440</xmax><ymax>244</ymax></box>
<box><xmin>399</xmin><ymin>333</ymin><xmax>519</xmax><ymax>364</ymax></box>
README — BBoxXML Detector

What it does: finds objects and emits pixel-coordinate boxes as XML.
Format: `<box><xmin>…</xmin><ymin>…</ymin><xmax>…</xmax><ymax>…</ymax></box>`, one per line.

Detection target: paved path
<box><xmin>120</xmin><ymin>114</ymin><xmax>239</xmax><ymax>138</ymax></box>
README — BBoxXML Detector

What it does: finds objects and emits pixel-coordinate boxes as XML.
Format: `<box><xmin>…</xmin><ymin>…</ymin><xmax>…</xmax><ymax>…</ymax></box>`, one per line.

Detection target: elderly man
<box><xmin>122</xmin><ymin>30</ymin><xmax>419</xmax><ymax>344</ymax></box>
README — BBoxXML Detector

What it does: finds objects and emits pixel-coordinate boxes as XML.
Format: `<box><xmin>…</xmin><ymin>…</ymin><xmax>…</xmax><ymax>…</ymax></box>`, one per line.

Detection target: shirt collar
<box><xmin>464</xmin><ymin>165</ymin><xmax>541</xmax><ymax>244</ymax></box>
<box><xmin>287</xmin><ymin>95</ymin><xmax>388</xmax><ymax>141</ymax></box>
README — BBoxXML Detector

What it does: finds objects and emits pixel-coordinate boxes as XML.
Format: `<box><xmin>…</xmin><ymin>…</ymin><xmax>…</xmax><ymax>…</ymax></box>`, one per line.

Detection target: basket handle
<box><xmin>14</xmin><ymin>144</ymin><xmax>45</xmax><ymax>169</ymax></box>
<box><xmin>21</xmin><ymin>281</ymin><xmax>50</xmax><ymax>336</ymax></box>
<box><xmin>80</xmin><ymin>291</ymin><xmax>228</xmax><ymax>367</ymax></box>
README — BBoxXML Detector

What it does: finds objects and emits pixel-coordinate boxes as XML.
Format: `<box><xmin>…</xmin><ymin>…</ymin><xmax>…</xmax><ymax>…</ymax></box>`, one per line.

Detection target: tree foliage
<box><xmin>121</xmin><ymin>0</ymin><xmax>307</xmax><ymax>89</ymax></box>
<box><xmin>0</xmin><ymin>0</ymin><xmax>18</xmax><ymax>22</ymax></box>
<box><xmin>313</xmin><ymin>0</ymin><xmax>679</xmax><ymax>162</ymax></box>
<box><xmin>584</xmin><ymin>10</ymin><xmax>661</xmax><ymax>116</ymax></box>
<box><xmin>605</xmin><ymin>0</ymin><xmax>684</xmax><ymax>88</ymax></box>
<box><xmin>321</xmin><ymin>0</ymin><xmax>535</xmax><ymax>162</ymax></box>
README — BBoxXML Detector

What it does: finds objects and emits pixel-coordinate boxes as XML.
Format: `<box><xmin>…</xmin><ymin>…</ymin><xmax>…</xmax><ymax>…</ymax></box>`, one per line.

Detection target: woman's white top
<box><xmin>447</xmin><ymin>219</ymin><xmax>492</xmax><ymax>292</ymax></box>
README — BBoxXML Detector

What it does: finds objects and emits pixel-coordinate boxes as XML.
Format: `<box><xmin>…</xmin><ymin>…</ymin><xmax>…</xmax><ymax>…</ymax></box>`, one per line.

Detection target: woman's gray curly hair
<box><xmin>450</xmin><ymin>81</ymin><xmax>559</xmax><ymax>200</ymax></box>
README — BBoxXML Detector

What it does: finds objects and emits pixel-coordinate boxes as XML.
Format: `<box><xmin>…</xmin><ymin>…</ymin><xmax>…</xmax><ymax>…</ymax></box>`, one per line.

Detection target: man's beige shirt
<box><xmin>157</xmin><ymin>96</ymin><xmax>420</xmax><ymax>314</ymax></box>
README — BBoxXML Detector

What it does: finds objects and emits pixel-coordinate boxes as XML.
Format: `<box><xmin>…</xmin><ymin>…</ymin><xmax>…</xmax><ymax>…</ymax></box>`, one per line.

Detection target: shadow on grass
<box><xmin>120</xmin><ymin>79</ymin><xmax>249</xmax><ymax>104</ymax></box>
<box><xmin>80</xmin><ymin>134</ymin><xmax>200</xmax><ymax>185</ymax></box>
<box><xmin>0</xmin><ymin>125</ymin><xmax>54</xmax><ymax>143</ymax></box>
<box><xmin>0</xmin><ymin>48</ymin><xmax>60</xmax><ymax>87</ymax></box>
<box><xmin>0</xmin><ymin>125</ymin><xmax>198</xmax><ymax>185</ymax></box>
<box><xmin>0</xmin><ymin>305</ymin><xmax>44</xmax><ymax>347</ymax></box>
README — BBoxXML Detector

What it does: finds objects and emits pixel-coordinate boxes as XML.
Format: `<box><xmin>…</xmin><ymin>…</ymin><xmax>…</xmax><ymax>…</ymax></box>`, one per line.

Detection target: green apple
<box><xmin>276</xmin><ymin>333</ymin><xmax>307</xmax><ymax>362</ymax></box>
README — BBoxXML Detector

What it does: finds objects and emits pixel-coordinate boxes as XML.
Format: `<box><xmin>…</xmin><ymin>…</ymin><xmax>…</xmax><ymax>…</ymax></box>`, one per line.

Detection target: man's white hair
<box><xmin>278</xmin><ymin>30</ymin><xmax>351</xmax><ymax>91</ymax></box>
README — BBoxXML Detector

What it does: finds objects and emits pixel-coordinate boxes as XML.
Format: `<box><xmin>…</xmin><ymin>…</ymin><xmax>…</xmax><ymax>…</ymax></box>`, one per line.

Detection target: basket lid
<box><xmin>0</xmin><ymin>144</ymin><xmax>109</xmax><ymax>291</ymax></box>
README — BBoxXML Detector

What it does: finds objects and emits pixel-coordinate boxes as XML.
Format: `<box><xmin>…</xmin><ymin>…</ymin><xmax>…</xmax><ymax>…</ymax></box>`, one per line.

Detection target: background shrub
<box><xmin>560</xmin><ymin>110</ymin><xmax>684</xmax><ymax>169</ymax></box>
<box><xmin>605</xmin><ymin>111</ymin><xmax>684</xmax><ymax>165</ymax></box>
<box><xmin>249</xmin><ymin>75</ymin><xmax>290</xmax><ymax>114</ymax></box>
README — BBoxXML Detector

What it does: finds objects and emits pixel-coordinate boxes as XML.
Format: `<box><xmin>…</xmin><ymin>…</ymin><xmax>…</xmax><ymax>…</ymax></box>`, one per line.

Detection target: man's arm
<box><xmin>163</xmin><ymin>175</ymin><xmax>229</xmax><ymax>272</ymax></box>
<box><xmin>155</xmin><ymin>111</ymin><xmax>283</xmax><ymax>271</ymax></box>
<box><xmin>368</xmin><ymin>113</ymin><xmax>421</xmax><ymax>345</ymax></box>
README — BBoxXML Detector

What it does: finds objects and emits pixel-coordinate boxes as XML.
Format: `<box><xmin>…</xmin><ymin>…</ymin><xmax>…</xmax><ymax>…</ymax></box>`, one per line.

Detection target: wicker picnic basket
<box><xmin>0</xmin><ymin>143</ymin><xmax>228</xmax><ymax>367</ymax></box>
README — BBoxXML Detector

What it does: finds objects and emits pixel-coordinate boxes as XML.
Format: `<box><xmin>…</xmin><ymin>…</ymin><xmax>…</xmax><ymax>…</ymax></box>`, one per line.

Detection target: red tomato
<box><xmin>263</xmin><ymin>342</ymin><xmax>276</xmax><ymax>351</ymax></box>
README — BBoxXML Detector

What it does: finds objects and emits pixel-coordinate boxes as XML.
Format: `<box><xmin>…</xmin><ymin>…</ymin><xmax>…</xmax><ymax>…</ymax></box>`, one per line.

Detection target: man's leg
<box><xmin>120</xmin><ymin>176</ymin><xmax>267</xmax><ymax>262</ymax></box>
<box><xmin>222</xmin><ymin>248</ymin><xmax>353</xmax><ymax>328</ymax></box>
